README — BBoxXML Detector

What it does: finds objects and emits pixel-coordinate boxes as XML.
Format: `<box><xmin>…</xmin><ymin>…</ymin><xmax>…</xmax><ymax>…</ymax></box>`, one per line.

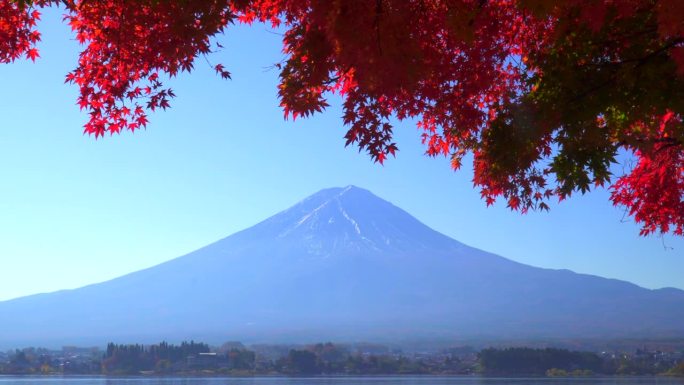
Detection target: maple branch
<box><xmin>566</xmin><ymin>75</ymin><xmax>616</xmax><ymax>105</ymax></box>
<box><xmin>323</xmin><ymin>75</ymin><xmax>340</xmax><ymax>85</ymax></box>
<box><xmin>652</xmin><ymin>139</ymin><xmax>683</xmax><ymax>156</ymax></box>
<box><xmin>616</xmin><ymin>137</ymin><xmax>684</xmax><ymax>153</ymax></box>
<box><xmin>569</xmin><ymin>38</ymin><xmax>682</xmax><ymax>106</ymax></box>
<box><xmin>604</xmin><ymin>38</ymin><xmax>683</xmax><ymax>67</ymax></box>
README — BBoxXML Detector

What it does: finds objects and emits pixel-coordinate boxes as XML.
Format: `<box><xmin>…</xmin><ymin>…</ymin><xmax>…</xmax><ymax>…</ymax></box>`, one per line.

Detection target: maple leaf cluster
<box><xmin>0</xmin><ymin>0</ymin><xmax>41</xmax><ymax>63</ymax></box>
<box><xmin>62</xmin><ymin>0</ymin><xmax>234</xmax><ymax>136</ymax></box>
<box><xmin>1</xmin><ymin>0</ymin><xmax>682</xmax><ymax>235</ymax></box>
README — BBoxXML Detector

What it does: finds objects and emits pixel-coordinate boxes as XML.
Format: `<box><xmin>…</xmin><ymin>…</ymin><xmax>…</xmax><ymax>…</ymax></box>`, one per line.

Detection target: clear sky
<box><xmin>0</xmin><ymin>7</ymin><xmax>682</xmax><ymax>302</ymax></box>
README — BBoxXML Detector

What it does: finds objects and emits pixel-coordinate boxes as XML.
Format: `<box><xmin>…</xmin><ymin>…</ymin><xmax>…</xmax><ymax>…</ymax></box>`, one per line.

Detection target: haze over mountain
<box><xmin>1</xmin><ymin>186</ymin><xmax>683</xmax><ymax>348</ymax></box>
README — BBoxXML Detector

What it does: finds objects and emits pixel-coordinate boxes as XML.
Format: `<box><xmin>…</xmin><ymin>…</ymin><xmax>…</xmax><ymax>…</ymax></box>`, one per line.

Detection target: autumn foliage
<box><xmin>1</xmin><ymin>0</ymin><xmax>683</xmax><ymax>235</ymax></box>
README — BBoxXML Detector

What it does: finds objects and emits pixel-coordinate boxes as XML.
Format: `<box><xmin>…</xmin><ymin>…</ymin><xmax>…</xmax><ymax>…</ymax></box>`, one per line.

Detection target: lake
<box><xmin>0</xmin><ymin>377</ymin><xmax>683</xmax><ymax>385</ymax></box>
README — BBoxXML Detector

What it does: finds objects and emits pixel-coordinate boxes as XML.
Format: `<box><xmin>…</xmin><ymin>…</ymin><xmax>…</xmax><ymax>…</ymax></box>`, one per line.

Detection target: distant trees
<box><xmin>0</xmin><ymin>342</ymin><xmax>681</xmax><ymax>376</ymax></box>
<box><xmin>103</xmin><ymin>341</ymin><xmax>209</xmax><ymax>374</ymax></box>
<box><xmin>607</xmin><ymin>350</ymin><xmax>682</xmax><ymax>375</ymax></box>
<box><xmin>276</xmin><ymin>343</ymin><xmax>450</xmax><ymax>375</ymax></box>
<box><xmin>101</xmin><ymin>341</ymin><xmax>258</xmax><ymax>374</ymax></box>
<box><xmin>226</xmin><ymin>348</ymin><xmax>255</xmax><ymax>371</ymax></box>
<box><xmin>1</xmin><ymin>348</ymin><xmax>61</xmax><ymax>374</ymax></box>
<box><xmin>282</xmin><ymin>349</ymin><xmax>318</xmax><ymax>374</ymax></box>
<box><xmin>666</xmin><ymin>362</ymin><xmax>684</xmax><ymax>377</ymax></box>
<box><xmin>7</xmin><ymin>350</ymin><xmax>30</xmax><ymax>374</ymax></box>
<box><xmin>478</xmin><ymin>347</ymin><xmax>604</xmax><ymax>375</ymax></box>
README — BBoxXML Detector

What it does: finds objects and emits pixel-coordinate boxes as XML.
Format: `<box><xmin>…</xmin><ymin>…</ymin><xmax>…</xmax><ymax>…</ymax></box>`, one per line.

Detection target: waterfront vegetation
<box><xmin>1</xmin><ymin>342</ymin><xmax>683</xmax><ymax>377</ymax></box>
<box><xmin>665</xmin><ymin>362</ymin><xmax>684</xmax><ymax>377</ymax></box>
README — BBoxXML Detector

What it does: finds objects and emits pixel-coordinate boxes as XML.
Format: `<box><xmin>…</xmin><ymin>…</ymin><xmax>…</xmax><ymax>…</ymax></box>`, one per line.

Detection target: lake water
<box><xmin>0</xmin><ymin>377</ymin><xmax>682</xmax><ymax>385</ymax></box>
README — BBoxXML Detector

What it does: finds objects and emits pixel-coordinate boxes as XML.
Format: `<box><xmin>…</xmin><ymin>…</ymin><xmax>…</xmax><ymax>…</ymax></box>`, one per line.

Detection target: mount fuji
<box><xmin>1</xmin><ymin>186</ymin><xmax>683</xmax><ymax>347</ymax></box>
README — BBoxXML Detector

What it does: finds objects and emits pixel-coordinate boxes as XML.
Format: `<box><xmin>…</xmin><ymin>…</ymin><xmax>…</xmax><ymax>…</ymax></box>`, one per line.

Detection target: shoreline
<box><xmin>0</xmin><ymin>374</ymin><xmax>680</xmax><ymax>379</ymax></box>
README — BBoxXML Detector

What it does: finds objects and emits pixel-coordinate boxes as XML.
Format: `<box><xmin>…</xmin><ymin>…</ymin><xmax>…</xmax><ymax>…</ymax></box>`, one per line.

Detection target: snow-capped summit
<box><xmin>248</xmin><ymin>185</ymin><xmax>465</xmax><ymax>256</ymax></box>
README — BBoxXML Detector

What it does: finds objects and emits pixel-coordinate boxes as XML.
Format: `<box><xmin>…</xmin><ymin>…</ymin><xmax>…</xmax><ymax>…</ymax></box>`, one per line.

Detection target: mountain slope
<box><xmin>1</xmin><ymin>186</ymin><xmax>683</xmax><ymax>347</ymax></box>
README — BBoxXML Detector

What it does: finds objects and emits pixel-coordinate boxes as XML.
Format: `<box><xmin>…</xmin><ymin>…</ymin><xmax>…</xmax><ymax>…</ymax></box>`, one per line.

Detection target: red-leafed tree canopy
<box><xmin>2</xmin><ymin>0</ymin><xmax>683</xmax><ymax>235</ymax></box>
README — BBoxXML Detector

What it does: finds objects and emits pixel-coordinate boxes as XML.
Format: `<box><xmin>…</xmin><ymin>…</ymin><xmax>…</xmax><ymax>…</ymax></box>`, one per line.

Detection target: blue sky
<box><xmin>0</xmin><ymin>7</ymin><xmax>682</xmax><ymax>301</ymax></box>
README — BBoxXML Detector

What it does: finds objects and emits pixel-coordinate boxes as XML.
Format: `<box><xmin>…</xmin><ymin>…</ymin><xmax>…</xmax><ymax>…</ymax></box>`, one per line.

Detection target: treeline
<box><xmin>103</xmin><ymin>341</ymin><xmax>210</xmax><ymax>374</ymax></box>
<box><xmin>0</xmin><ymin>341</ymin><xmax>471</xmax><ymax>375</ymax></box>
<box><xmin>0</xmin><ymin>347</ymin><xmax>100</xmax><ymax>374</ymax></box>
<box><xmin>665</xmin><ymin>362</ymin><xmax>684</xmax><ymax>377</ymax></box>
<box><xmin>479</xmin><ymin>347</ymin><xmax>683</xmax><ymax>376</ymax></box>
<box><xmin>1</xmin><ymin>342</ymin><xmax>682</xmax><ymax>376</ymax></box>
<box><xmin>272</xmin><ymin>343</ymin><xmax>466</xmax><ymax>374</ymax></box>
<box><xmin>479</xmin><ymin>348</ymin><xmax>603</xmax><ymax>375</ymax></box>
